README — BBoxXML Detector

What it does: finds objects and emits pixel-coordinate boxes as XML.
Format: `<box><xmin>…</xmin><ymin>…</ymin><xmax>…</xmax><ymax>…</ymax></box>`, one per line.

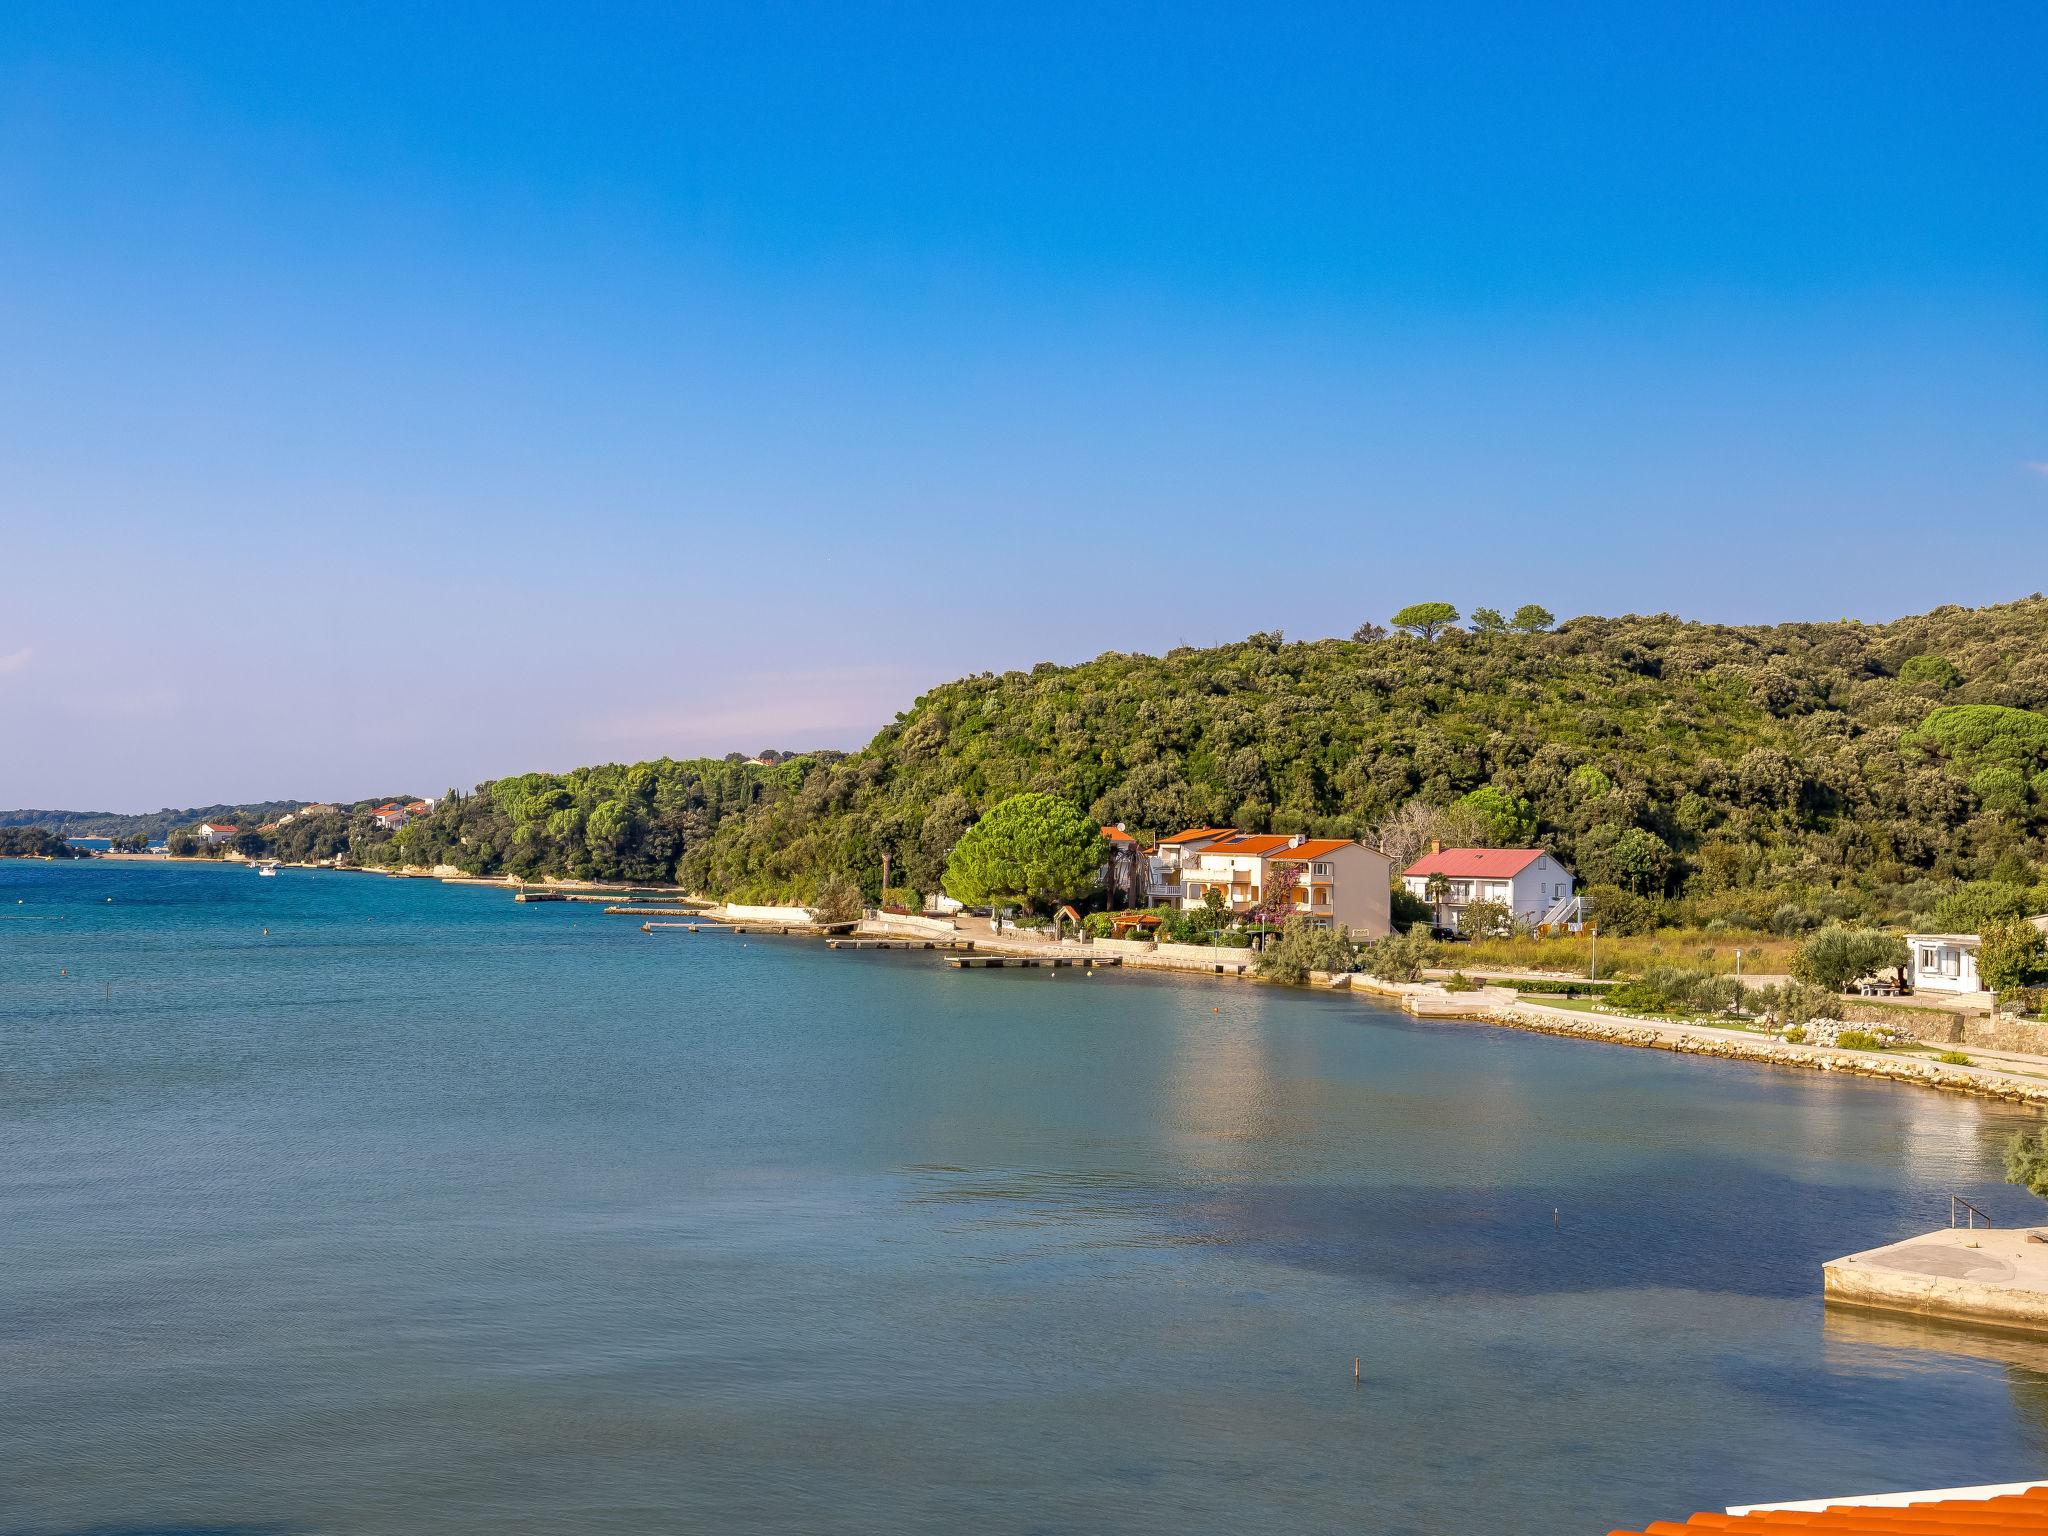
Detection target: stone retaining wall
<box><xmin>1148</xmin><ymin>941</ymin><xmax>1257</xmax><ymax>975</ymax></box>
<box><xmin>721</xmin><ymin>903</ymin><xmax>817</xmax><ymax>926</ymax></box>
<box><xmin>859</xmin><ymin>912</ymin><xmax>959</xmax><ymax>939</ymax></box>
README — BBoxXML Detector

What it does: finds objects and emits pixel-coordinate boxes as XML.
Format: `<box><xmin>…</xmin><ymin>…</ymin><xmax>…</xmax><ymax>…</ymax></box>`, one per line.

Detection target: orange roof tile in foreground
<box><xmin>1607</xmin><ymin>1483</ymin><xmax>2048</xmax><ymax>1535</ymax></box>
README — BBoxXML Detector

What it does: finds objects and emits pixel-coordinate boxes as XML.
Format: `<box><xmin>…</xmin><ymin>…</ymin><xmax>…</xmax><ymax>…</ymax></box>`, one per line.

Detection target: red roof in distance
<box><xmin>1404</xmin><ymin>847</ymin><xmax>1548</xmax><ymax>878</ymax></box>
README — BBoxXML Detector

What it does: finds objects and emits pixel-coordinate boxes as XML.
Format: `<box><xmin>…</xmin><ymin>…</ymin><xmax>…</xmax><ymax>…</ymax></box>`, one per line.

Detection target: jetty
<box><xmin>1824</xmin><ymin>1218</ymin><xmax>2048</xmax><ymax>1333</ymax></box>
<box><xmin>948</xmin><ymin>954</ymin><xmax>1119</xmax><ymax>969</ymax></box>
<box><xmin>828</xmin><ymin>937</ymin><xmax>976</xmax><ymax>952</ymax></box>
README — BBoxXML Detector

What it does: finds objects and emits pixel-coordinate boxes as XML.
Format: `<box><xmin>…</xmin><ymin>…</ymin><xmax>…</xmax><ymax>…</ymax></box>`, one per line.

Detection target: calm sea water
<box><xmin>3</xmin><ymin>859</ymin><xmax>2044</xmax><ymax>1535</ymax></box>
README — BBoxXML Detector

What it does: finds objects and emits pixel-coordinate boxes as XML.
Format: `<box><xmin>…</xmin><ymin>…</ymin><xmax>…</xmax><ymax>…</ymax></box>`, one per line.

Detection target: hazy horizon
<box><xmin>4</xmin><ymin>4</ymin><xmax>2044</xmax><ymax>808</ymax></box>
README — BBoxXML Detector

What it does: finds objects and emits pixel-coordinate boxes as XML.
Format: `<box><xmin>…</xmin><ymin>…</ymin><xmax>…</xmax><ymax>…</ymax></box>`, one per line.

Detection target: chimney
<box><xmin>1430</xmin><ymin>838</ymin><xmax>1443</xmax><ymax>855</ymax></box>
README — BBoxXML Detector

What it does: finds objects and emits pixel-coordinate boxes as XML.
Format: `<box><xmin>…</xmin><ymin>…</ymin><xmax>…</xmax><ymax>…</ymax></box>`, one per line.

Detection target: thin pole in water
<box><xmin>1353</xmin><ymin>1357</ymin><xmax>1360</xmax><ymax>1384</ymax></box>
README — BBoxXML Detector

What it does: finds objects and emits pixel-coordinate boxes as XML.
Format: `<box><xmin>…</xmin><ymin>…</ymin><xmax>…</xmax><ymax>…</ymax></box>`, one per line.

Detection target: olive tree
<box><xmin>1792</xmin><ymin>926</ymin><xmax>1910</xmax><ymax>992</ymax></box>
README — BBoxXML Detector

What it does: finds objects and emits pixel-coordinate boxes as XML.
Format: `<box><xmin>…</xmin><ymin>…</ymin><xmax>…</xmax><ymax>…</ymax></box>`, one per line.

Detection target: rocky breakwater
<box><xmin>1485</xmin><ymin>1001</ymin><xmax>2048</xmax><ymax>1106</ymax></box>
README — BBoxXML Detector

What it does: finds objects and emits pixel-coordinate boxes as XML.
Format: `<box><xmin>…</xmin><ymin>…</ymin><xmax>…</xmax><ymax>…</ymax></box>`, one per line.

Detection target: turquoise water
<box><xmin>3</xmin><ymin>859</ymin><xmax>2045</xmax><ymax>1535</ymax></box>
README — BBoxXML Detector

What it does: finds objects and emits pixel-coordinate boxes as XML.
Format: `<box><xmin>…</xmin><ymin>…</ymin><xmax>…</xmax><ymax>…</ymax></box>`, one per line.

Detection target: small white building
<box><xmin>1906</xmin><ymin>917</ymin><xmax>2048</xmax><ymax>995</ymax></box>
<box><xmin>194</xmin><ymin>822</ymin><xmax>240</xmax><ymax>846</ymax></box>
<box><xmin>1401</xmin><ymin>846</ymin><xmax>1575</xmax><ymax>933</ymax></box>
<box><xmin>1906</xmin><ymin>935</ymin><xmax>1985</xmax><ymax>994</ymax></box>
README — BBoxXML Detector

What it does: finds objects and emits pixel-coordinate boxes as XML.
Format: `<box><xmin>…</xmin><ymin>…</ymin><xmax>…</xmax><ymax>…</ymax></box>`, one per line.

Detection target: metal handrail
<box><xmin>1950</xmin><ymin>1193</ymin><xmax>1993</xmax><ymax>1229</ymax></box>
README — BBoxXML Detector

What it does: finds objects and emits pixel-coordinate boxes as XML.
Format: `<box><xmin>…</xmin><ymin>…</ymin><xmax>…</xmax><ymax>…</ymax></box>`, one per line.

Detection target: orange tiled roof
<box><xmin>1100</xmin><ymin>825</ymin><xmax>1136</xmax><ymax>843</ymax></box>
<box><xmin>1273</xmin><ymin>838</ymin><xmax>1355</xmax><ymax>862</ymax></box>
<box><xmin>1159</xmin><ymin>826</ymin><xmax>1235</xmax><ymax>845</ymax></box>
<box><xmin>1608</xmin><ymin>1484</ymin><xmax>2048</xmax><ymax>1535</ymax></box>
<box><xmin>1202</xmin><ymin>834</ymin><xmax>1296</xmax><ymax>857</ymax></box>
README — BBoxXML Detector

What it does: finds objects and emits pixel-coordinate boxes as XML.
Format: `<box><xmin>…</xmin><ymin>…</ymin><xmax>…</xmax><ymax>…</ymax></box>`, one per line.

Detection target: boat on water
<box><xmin>255</xmin><ymin>860</ymin><xmax>280</xmax><ymax>877</ymax></box>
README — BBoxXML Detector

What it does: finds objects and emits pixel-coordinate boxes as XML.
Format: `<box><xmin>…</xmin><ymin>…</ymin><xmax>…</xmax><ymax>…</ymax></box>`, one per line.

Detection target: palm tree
<box><xmin>1424</xmin><ymin>872</ymin><xmax>1451</xmax><ymax>930</ymax></box>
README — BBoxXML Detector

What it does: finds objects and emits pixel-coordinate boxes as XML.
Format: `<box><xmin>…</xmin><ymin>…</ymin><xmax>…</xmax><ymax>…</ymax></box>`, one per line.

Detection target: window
<box><xmin>1919</xmin><ymin>947</ymin><xmax>1937</xmax><ymax>970</ymax></box>
<box><xmin>1312</xmin><ymin>861</ymin><xmax>1330</xmax><ymax>876</ymax></box>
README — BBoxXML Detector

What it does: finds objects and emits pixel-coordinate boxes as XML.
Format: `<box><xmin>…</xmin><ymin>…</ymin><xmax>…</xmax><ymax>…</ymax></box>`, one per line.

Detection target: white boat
<box><xmin>255</xmin><ymin>860</ymin><xmax>280</xmax><ymax>877</ymax></box>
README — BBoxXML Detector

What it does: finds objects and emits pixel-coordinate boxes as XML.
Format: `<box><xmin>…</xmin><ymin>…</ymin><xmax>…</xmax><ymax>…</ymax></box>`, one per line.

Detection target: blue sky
<box><xmin>2</xmin><ymin>3</ymin><xmax>2044</xmax><ymax>809</ymax></box>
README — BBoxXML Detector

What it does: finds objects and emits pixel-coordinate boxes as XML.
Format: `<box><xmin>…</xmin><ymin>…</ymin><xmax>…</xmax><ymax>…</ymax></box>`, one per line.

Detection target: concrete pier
<box><xmin>1824</xmin><ymin>1227</ymin><xmax>2048</xmax><ymax>1333</ymax></box>
<box><xmin>948</xmin><ymin>955</ymin><xmax>1118</xmax><ymax>969</ymax></box>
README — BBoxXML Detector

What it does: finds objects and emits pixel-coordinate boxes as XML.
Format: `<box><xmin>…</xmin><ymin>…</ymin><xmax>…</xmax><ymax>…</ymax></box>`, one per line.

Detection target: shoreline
<box><xmin>18</xmin><ymin>859</ymin><xmax>2047</xmax><ymax>1110</ymax></box>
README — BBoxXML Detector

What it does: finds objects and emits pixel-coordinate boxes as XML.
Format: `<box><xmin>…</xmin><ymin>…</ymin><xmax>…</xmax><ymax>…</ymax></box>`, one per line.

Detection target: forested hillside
<box><xmin>0</xmin><ymin>802</ymin><xmax>307</xmax><ymax>842</ymax></box>
<box><xmin>302</xmin><ymin>596</ymin><xmax>2048</xmax><ymax>930</ymax></box>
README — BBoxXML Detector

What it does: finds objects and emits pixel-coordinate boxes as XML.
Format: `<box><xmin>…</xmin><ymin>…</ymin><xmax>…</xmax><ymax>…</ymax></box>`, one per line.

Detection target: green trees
<box><xmin>1255</xmin><ymin>917</ymin><xmax>1357</xmax><ymax>984</ymax></box>
<box><xmin>1469</xmin><ymin>605</ymin><xmax>1552</xmax><ymax>634</ymax></box>
<box><xmin>1391</xmin><ymin>602</ymin><xmax>1460</xmax><ymax>641</ymax></box>
<box><xmin>1585</xmin><ymin>826</ymin><xmax>1673</xmax><ymax>895</ymax></box>
<box><xmin>1979</xmin><ymin>919</ymin><xmax>2048</xmax><ymax>992</ymax></box>
<box><xmin>1458</xmin><ymin>785</ymin><xmax>1537</xmax><ymax>846</ymax></box>
<box><xmin>1791</xmin><ymin>926</ymin><xmax>1909</xmax><ymax>991</ymax></box>
<box><xmin>810</xmin><ymin>872</ymin><xmax>866</xmax><ymax>924</ymax></box>
<box><xmin>2006</xmin><ymin>1127</ymin><xmax>2048</xmax><ymax>1203</ymax></box>
<box><xmin>176</xmin><ymin>595</ymin><xmax>2048</xmax><ymax>913</ymax></box>
<box><xmin>1458</xmin><ymin>898</ymin><xmax>1516</xmax><ymax>939</ymax></box>
<box><xmin>1360</xmin><ymin>929</ymin><xmax>1436</xmax><ymax>982</ymax></box>
<box><xmin>1898</xmin><ymin>655</ymin><xmax>1961</xmax><ymax>688</ymax></box>
<box><xmin>941</xmin><ymin>792</ymin><xmax>1106</xmax><ymax>910</ymax></box>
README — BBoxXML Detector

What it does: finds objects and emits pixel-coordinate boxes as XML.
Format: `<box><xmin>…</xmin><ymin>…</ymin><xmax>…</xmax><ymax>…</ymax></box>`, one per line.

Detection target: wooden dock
<box><xmin>605</xmin><ymin>906</ymin><xmax>711</xmax><ymax>916</ymax></box>
<box><xmin>640</xmin><ymin>920</ymin><xmax>828</xmax><ymax>936</ymax></box>
<box><xmin>947</xmin><ymin>954</ymin><xmax>1119</xmax><ymax>969</ymax></box>
<box><xmin>828</xmin><ymin>938</ymin><xmax>976</xmax><ymax>951</ymax></box>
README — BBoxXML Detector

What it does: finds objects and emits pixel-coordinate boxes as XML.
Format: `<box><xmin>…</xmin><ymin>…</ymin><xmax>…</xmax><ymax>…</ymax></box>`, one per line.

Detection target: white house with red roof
<box><xmin>194</xmin><ymin>822</ymin><xmax>240</xmax><ymax>846</ymax></box>
<box><xmin>1401</xmin><ymin>844</ymin><xmax>1575</xmax><ymax>933</ymax></box>
<box><xmin>369</xmin><ymin>803</ymin><xmax>408</xmax><ymax>830</ymax></box>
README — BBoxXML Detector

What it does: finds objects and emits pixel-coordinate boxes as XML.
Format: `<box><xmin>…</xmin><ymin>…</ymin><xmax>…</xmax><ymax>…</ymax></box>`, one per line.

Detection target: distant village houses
<box><xmin>1100</xmin><ymin>825</ymin><xmax>1394</xmax><ymax>937</ymax></box>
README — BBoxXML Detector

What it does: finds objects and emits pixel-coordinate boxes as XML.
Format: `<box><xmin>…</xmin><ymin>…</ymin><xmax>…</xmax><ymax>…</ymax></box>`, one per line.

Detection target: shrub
<box><xmin>1782</xmin><ymin>1024</ymin><xmax>1808</xmax><ymax>1044</ymax></box>
<box><xmin>1980</xmin><ymin>919</ymin><xmax>2048</xmax><ymax>992</ymax></box>
<box><xmin>2007</xmin><ymin>1128</ymin><xmax>2048</xmax><ymax>1204</ymax></box>
<box><xmin>1604</xmin><ymin>966</ymin><xmax>1729</xmax><ymax>1016</ymax></box>
<box><xmin>1931</xmin><ymin>880</ymin><xmax>2037</xmax><ymax>934</ymax></box>
<box><xmin>1756</xmin><ymin>980</ymin><xmax>1844</xmax><ymax>1025</ymax></box>
<box><xmin>809</xmin><ymin>872</ymin><xmax>867</xmax><ymax>924</ymax></box>
<box><xmin>1442</xmin><ymin>971</ymin><xmax>1479</xmax><ymax>993</ymax></box>
<box><xmin>1834</xmin><ymin>1029</ymin><xmax>1886</xmax><ymax>1051</ymax></box>
<box><xmin>1936</xmin><ymin>1050</ymin><xmax>1972</xmax><ymax>1065</ymax></box>
<box><xmin>1255</xmin><ymin>917</ymin><xmax>1357</xmax><ymax>985</ymax></box>
<box><xmin>1361</xmin><ymin>930</ymin><xmax>1436</xmax><ymax>983</ymax></box>
<box><xmin>1503</xmin><ymin>978</ymin><xmax>1617</xmax><ymax>997</ymax></box>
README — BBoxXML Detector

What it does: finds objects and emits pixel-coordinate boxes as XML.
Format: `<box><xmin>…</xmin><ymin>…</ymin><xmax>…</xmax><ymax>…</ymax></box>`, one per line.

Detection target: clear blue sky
<box><xmin>3</xmin><ymin>3</ymin><xmax>2044</xmax><ymax>809</ymax></box>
